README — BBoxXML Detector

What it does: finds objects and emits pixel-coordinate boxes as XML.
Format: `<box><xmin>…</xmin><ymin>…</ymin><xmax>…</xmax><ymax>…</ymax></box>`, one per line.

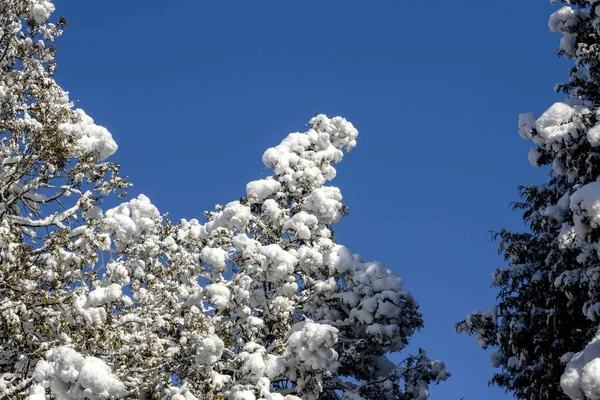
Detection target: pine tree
<box><xmin>457</xmin><ymin>1</ymin><xmax>600</xmax><ymax>399</ymax></box>
<box><xmin>1</xmin><ymin>1</ymin><xmax>448</xmax><ymax>399</ymax></box>
<box><xmin>176</xmin><ymin>114</ymin><xmax>449</xmax><ymax>399</ymax></box>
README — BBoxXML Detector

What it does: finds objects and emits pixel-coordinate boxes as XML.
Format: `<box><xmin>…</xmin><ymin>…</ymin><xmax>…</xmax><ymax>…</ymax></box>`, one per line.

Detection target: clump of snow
<box><xmin>259</xmin><ymin>244</ymin><xmax>298</xmax><ymax>282</ymax></box>
<box><xmin>102</xmin><ymin>194</ymin><xmax>161</xmax><ymax>251</ymax></box>
<box><xmin>210</xmin><ymin>371</ymin><xmax>231</xmax><ymax>390</ymax></box>
<box><xmin>549</xmin><ymin>6</ymin><xmax>581</xmax><ymax>33</ymax></box>
<box><xmin>283</xmin><ymin>211</ymin><xmax>318</xmax><ymax>240</ymax></box>
<box><xmin>78</xmin><ymin>357</ymin><xmax>128</xmax><ymax>399</ymax></box>
<box><xmin>261</xmin><ymin>115</ymin><xmax>357</xmax><ymax>194</ymax></box>
<box><xmin>32</xmin><ymin>346</ymin><xmax>128</xmax><ymax>399</ymax></box>
<box><xmin>286</xmin><ymin>321</ymin><xmax>338</xmax><ymax>371</ymax></box>
<box><xmin>105</xmin><ymin>261</ymin><xmax>130</xmax><ymax>286</ymax></box>
<box><xmin>205</xmin><ymin>283</ymin><xmax>231</xmax><ymax>309</ymax></box>
<box><xmin>562</xmin><ymin>331</ymin><xmax>600</xmax><ymax>400</ymax></box>
<box><xmin>528</xmin><ymin>148</ymin><xmax>542</xmax><ymax>167</ymax></box>
<box><xmin>535</xmin><ymin>102</ymin><xmax>577</xmax><ymax>143</ymax></box>
<box><xmin>200</xmin><ymin>246</ymin><xmax>229</xmax><ymax>273</ymax></box>
<box><xmin>588</xmin><ymin>123</ymin><xmax>600</xmax><ymax>147</ymax></box>
<box><xmin>518</xmin><ymin>113</ymin><xmax>537</xmax><ymax>139</ymax></box>
<box><xmin>26</xmin><ymin>385</ymin><xmax>47</xmax><ymax>400</ymax></box>
<box><xmin>238</xmin><ymin>343</ymin><xmax>285</xmax><ymax>383</ymax></box>
<box><xmin>309</xmin><ymin>114</ymin><xmax>358</xmax><ymax>151</ymax></box>
<box><xmin>262</xmin><ymin>199</ymin><xmax>283</xmax><ymax>222</ymax></box>
<box><xmin>201</xmin><ymin>201</ymin><xmax>252</xmax><ymax>238</ymax></box>
<box><xmin>570</xmin><ymin>182</ymin><xmax>600</xmax><ymax>240</ymax></box>
<box><xmin>246</xmin><ymin>178</ymin><xmax>281</xmax><ymax>202</ymax></box>
<box><xmin>305</xmin><ymin>187</ymin><xmax>343</xmax><ymax>225</ymax></box>
<box><xmin>163</xmin><ymin>384</ymin><xmax>200</xmax><ymax>400</ymax></box>
<box><xmin>231</xmin><ymin>390</ymin><xmax>256</xmax><ymax>400</ymax></box>
<box><xmin>59</xmin><ymin>109</ymin><xmax>118</xmax><ymax>161</ymax></box>
<box><xmin>541</xmin><ymin>192</ymin><xmax>571</xmax><ymax>223</ymax></box>
<box><xmin>429</xmin><ymin>359</ymin><xmax>449</xmax><ymax>381</ymax></box>
<box><xmin>31</xmin><ymin>0</ymin><xmax>55</xmax><ymax>23</ymax></box>
<box><xmin>196</xmin><ymin>335</ymin><xmax>224</xmax><ymax>365</ymax></box>
<box><xmin>325</xmin><ymin>243</ymin><xmax>360</xmax><ymax>275</ymax></box>
<box><xmin>73</xmin><ymin>283</ymin><xmax>123</xmax><ymax>324</ymax></box>
<box><xmin>86</xmin><ymin>283</ymin><xmax>122</xmax><ymax>307</ymax></box>
<box><xmin>560</xmin><ymin>34</ymin><xmax>578</xmax><ymax>58</ymax></box>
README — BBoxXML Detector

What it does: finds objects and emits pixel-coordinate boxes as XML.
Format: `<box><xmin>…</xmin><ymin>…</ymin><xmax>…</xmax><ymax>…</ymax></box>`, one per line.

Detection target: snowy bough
<box><xmin>457</xmin><ymin>1</ymin><xmax>600</xmax><ymax>399</ymax></box>
<box><xmin>0</xmin><ymin>1</ymin><xmax>447</xmax><ymax>399</ymax></box>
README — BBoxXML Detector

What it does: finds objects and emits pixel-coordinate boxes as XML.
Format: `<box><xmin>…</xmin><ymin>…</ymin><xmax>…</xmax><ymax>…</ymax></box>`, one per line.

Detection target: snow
<box><xmin>313</xmin><ymin>277</ymin><xmax>337</xmax><ymax>294</ymax></box>
<box><xmin>210</xmin><ymin>371</ymin><xmax>231</xmax><ymax>390</ymax></box>
<box><xmin>26</xmin><ymin>385</ymin><xmax>46</xmax><ymax>400</ymax></box>
<box><xmin>102</xmin><ymin>194</ymin><xmax>161</xmax><ymax>251</ymax></box>
<box><xmin>570</xmin><ymin>182</ymin><xmax>600</xmax><ymax>240</ymax></box>
<box><xmin>542</xmin><ymin>192</ymin><xmax>570</xmax><ymax>223</ymax></box>
<box><xmin>305</xmin><ymin>187</ymin><xmax>343</xmax><ymax>224</ymax></box>
<box><xmin>350</xmin><ymin>261</ymin><xmax>408</xmax><ymax>328</ymax></box>
<box><xmin>233</xmin><ymin>390</ymin><xmax>256</xmax><ymax>400</ymax></box>
<box><xmin>549</xmin><ymin>6</ymin><xmax>580</xmax><ymax>33</ymax></box>
<box><xmin>528</xmin><ymin>148</ymin><xmax>542</xmax><ymax>166</ymax></box>
<box><xmin>325</xmin><ymin>243</ymin><xmax>360</xmax><ymax>274</ymax></box>
<box><xmin>560</xmin><ymin>34</ymin><xmax>578</xmax><ymax>58</ymax></box>
<box><xmin>261</xmin><ymin>115</ymin><xmax>356</xmax><ymax>194</ymax></box>
<box><xmin>429</xmin><ymin>359</ymin><xmax>449</xmax><ymax>381</ymax></box>
<box><xmin>196</xmin><ymin>335</ymin><xmax>224</xmax><ymax>365</ymax></box>
<box><xmin>518</xmin><ymin>113</ymin><xmax>537</xmax><ymax>139</ymax></box>
<box><xmin>587</xmin><ymin>303</ymin><xmax>600</xmax><ymax>320</ymax></box>
<box><xmin>163</xmin><ymin>384</ymin><xmax>200</xmax><ymax>400</ymax></box>
<box><xmin>260</xmin><ymin>244</ymin><xmax>298</xmax><ymax>282</ymax></box>
<box><xmin>59</xmin><ymin>109</ymin><xmax>118</xmax><ymax>161</ymax></box>
<box><xmin>205</xmin><ymin>282</ymin><xmax>231</xmax><ymax>309</ymax></box>
<box><xmin>588</xmin><ymin>123</ymin><xmax>600</xmax><ymax>147</ymax></box>
<box><xmin>507</xmin><ymin>356</ymin><xmax>519</xmax><ymax>369</ymax></box>
<box><xmin>78</xmin><ymin>357</ymin><xmax>128</xmax><ymax>399</ymax></box>
<box><xmin>309</xmin><ymin>114</ymin><xmax>358</xmax><ymax>152</ymax></box>
<box><xmin>32</xmin><ymin>347</ymin><xmax>127</xmax><ymax>399</ymax></box>
<box><xmin>31</xmin><ymin>1</ymin><xmax>55</xmax><ymax>23</ymax></box>
<box><xmin>86</xmin><ymin>283</ymin><xmax>122</xmax><ymax>307</ymax></box>
<box><xmin>562</xmin><ymin>331</ymin><xmax>600</xmax><ymax>400</ymax></box>
<box><xmin>283</xmin><ymin>211</ymin><xmax>318</xmax><ymax>240</ymax></box>
<box><xmin>239</xmin><ymin>344</ymin><xmax>285</xmax><ymax>383</ymax></box>
<box><xmin>262</xmin><ymin>199</ymin><xmax>283</xmax><ymax>222</ymax></box>
<box><xmin>271</xmin><ymin>296</ymin><xmax>294</xmax><ymax>319</ymax></box>
<box><xmin>286</xmin><ymin>321</ymin><xmax>339</xmax><ymax>371</ymax></box>
<box><xmin>73</xmin><ymin>295</ymin><xmax>105</xmax><ymax>325</ymax></box>
<box><xmin>200</xmin><ymin>246</ymin><xmax>229</xmax><ymax>273</ymax></box>
<box><xmin>535</xmin><ymin>102</ymin><xmax>577</xmax><ymax>143</ymax></box>
<box><xmin>246</xmin><ymin>178</ymin><xmax>281</xmax><ymax>202</ymax></box>
<box><xmin>461</xmin><ymin>307</ymin><xmax>498</xmax><ymax>348</ymax></box>
<box><xmin>201</xmin><ymin>201</ymin><xmax>252</xmax><ymax>237</ymax></box>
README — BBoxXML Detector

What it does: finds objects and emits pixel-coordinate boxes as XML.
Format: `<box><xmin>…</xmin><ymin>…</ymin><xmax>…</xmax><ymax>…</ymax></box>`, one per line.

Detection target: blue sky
<box><xmin>53</xmin><ymin>1</ymin><xmax>567</xmax><ymax>398</ymax></box>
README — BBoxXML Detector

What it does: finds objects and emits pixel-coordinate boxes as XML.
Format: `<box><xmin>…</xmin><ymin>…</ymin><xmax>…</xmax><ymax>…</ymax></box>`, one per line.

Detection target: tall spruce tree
<box><xmin>457</xmin><ymin>1</ymin><xmax>600</xmax><ymax>399</ymax></box>
<box><xmin>0</xmin><ymin>1</ymin><xmax>448</xmax><ymax>399</ymax></box>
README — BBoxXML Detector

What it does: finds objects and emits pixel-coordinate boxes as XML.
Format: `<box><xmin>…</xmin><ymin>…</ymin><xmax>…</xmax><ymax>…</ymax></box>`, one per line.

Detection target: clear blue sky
<box><xmin>53</xmin><ymin>1</ymin><xmax>567</xmax><ymax>398</ymax></box>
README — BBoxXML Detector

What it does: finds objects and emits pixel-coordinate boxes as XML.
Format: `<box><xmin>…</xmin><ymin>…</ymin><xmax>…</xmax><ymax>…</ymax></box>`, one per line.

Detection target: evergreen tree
<box><xmin>458</xmin><ymin>1</ymin><xmax>600</xmax><ymax>399</ymax></box>
<box><xmin>0</xmin><ymin>1</ymin><xmax>448</xmax><ymax>399</ymax></box>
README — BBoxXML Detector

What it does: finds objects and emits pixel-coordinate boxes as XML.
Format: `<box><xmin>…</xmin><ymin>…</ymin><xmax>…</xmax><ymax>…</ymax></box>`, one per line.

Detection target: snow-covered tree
<box><xmin>0</xmin><ymin>0</ymin><xmax>131</xmax><ymax>398</ymax></box>
<box><xmin>173</xmin><ymin>113</ymin><xmax>448</xmax><ymax>400</ymax></box>
<box><xmin>1</xmin><ymin>1</ymin><xmax>447</xmax><ymax>399</ymax></box>
<box><xmin>457</xmin><ymin>1</ymin><xmax>600</xmax><ymax>399</ymax></box>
